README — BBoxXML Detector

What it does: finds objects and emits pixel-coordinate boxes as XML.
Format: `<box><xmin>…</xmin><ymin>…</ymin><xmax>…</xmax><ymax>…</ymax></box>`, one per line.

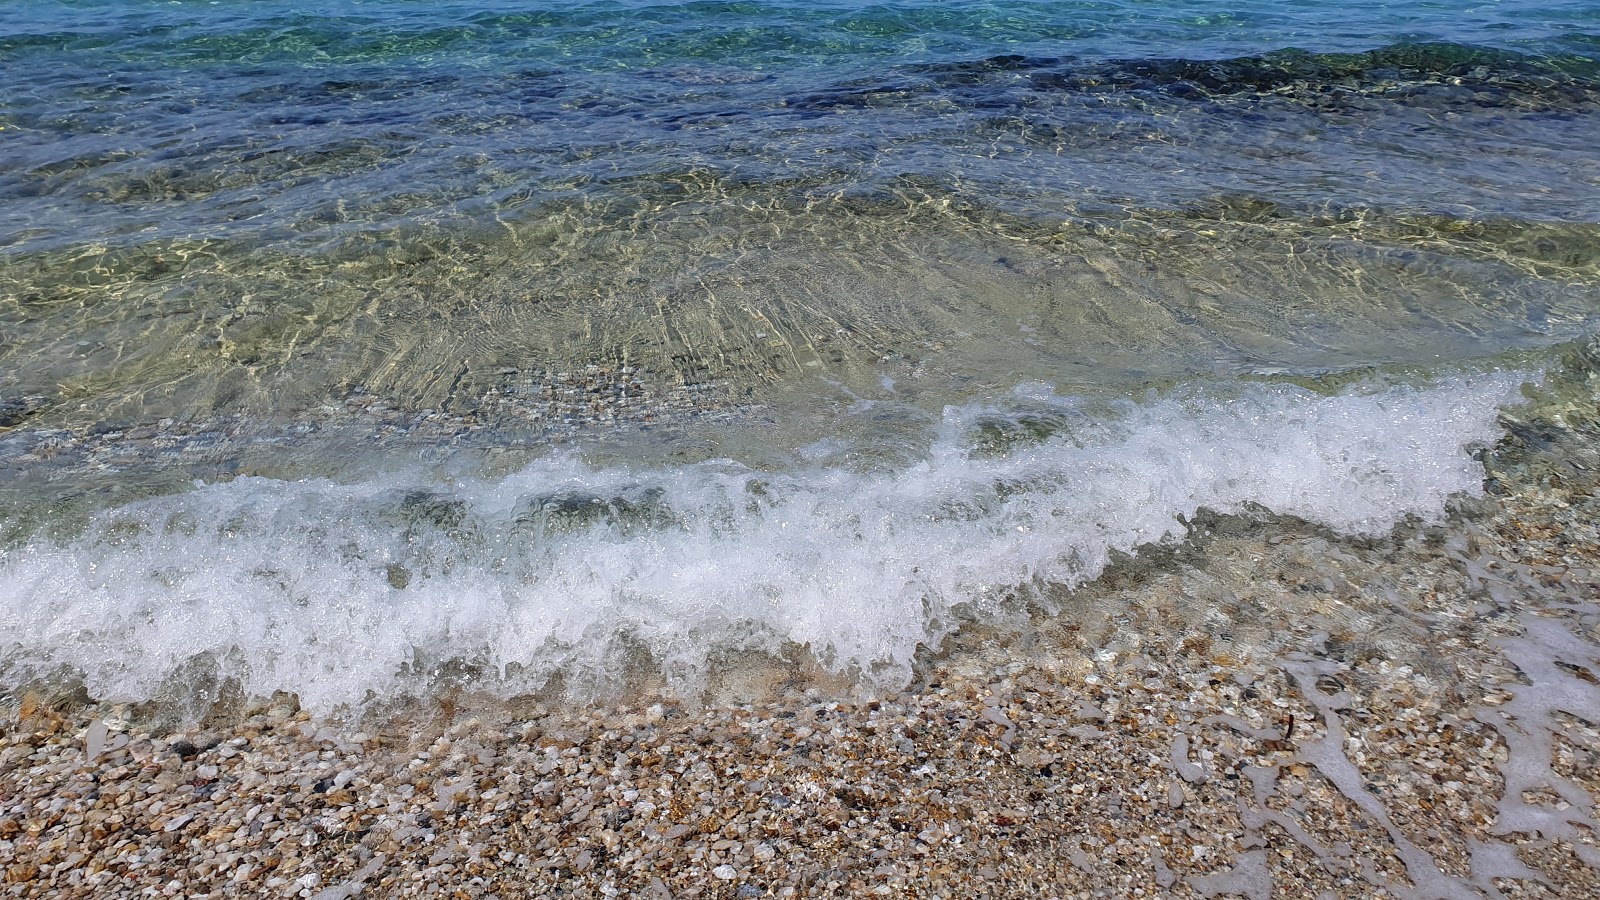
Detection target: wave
<box><xmin>0</xmin><ymin>370</ymin><xmax>1531</xmax><ymax>712</ymax></box>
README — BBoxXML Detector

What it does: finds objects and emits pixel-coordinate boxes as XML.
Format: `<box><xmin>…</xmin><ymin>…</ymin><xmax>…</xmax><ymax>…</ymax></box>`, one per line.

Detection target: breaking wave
<box><xmin>0</xmin><ymin>370</ymin><xmax>1531</xmax><ymax>711</ymax></box>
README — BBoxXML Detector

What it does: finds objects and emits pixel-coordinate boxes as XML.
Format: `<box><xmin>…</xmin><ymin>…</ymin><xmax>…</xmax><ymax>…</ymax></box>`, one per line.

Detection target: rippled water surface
<box><xmin>3</xmin><ymin>1</ymin><xmax>1599</xmax><ymax>708</ymax></box>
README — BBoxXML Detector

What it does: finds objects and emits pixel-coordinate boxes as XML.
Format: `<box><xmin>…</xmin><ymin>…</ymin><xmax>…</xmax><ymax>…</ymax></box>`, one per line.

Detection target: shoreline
<box><xmin>5</xmin><ymin>5</ymin><xmax>1600</xmax><ymax>896</ymax></box>
<box><xmin>2</xmin><ymin>438</ymin><xmax>1598</xmax><ymax>898</ymax></box>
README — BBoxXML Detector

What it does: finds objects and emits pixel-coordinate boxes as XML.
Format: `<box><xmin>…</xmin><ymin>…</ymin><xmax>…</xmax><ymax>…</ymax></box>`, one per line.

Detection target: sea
<box><xmin>2</xmin><ymin>0</ymin><xmax>1598</xmax><ymax>714</ymax></box>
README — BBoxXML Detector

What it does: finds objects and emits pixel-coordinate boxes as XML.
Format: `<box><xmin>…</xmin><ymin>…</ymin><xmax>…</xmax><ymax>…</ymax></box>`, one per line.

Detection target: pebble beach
<box><xmin>4</xmin><ymin>406</ymin><xmax>1598</xmax><ymax>900</ymax></box>
<box><xmin>5</xmin><ymin>2</ymin><xmax>1600</xmax><ymax>897</ymax></box>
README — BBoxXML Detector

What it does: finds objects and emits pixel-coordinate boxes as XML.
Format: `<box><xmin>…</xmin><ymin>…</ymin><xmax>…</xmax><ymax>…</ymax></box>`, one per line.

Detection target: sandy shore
<box><xmin>3</xmin><ymin>436</ymin><xmax>1599</xmax><ymax>899</ymax></box>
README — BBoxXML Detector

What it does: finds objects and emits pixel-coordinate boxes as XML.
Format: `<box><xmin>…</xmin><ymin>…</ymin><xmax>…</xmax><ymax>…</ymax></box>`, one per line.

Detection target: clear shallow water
<box><xmin>2</xmin><ymin>1</ymin><xmax>1599</xmax><ymax>710</ymax></box>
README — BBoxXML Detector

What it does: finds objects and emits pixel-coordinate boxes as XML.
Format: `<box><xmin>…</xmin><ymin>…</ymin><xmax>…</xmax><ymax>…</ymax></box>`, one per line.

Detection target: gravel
<box><xmin>2</xmin><ymin>439</ymin><xmax>1598</xmax><ymax>898</ymax></box>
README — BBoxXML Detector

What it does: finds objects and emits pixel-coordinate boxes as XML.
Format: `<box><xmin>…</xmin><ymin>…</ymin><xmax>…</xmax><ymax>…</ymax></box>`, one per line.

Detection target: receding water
<box><xmin>2</xmin><ymin>1</ymin><xmax>1599</xmax><ymax>711</ymax></box>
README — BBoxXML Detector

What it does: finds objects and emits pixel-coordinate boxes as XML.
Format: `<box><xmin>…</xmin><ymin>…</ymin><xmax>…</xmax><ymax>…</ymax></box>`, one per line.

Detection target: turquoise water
<box><xmin>5</xmin><ymin>1</ymin><xmax>1600</xmax><ymax>252</ymax></box>
<box><xmin>2</xmin><ymin>1</ymin><xmax>1599</xmax><ymax>710</ymax></box>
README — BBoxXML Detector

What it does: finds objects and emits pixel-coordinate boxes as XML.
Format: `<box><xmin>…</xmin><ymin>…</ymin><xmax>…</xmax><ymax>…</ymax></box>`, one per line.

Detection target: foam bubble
<box><xmin>0</xmin><ymin>372</ymin><xmax>1530</xmax><ymax>711</ymax></box>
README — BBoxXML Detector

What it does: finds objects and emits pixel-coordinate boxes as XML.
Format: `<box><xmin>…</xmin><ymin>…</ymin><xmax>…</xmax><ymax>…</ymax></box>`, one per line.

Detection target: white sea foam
<box><xmin>0</xmin><ymin>373</ymin><xmax>1530</xmax><ymax>711</ymax></box>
